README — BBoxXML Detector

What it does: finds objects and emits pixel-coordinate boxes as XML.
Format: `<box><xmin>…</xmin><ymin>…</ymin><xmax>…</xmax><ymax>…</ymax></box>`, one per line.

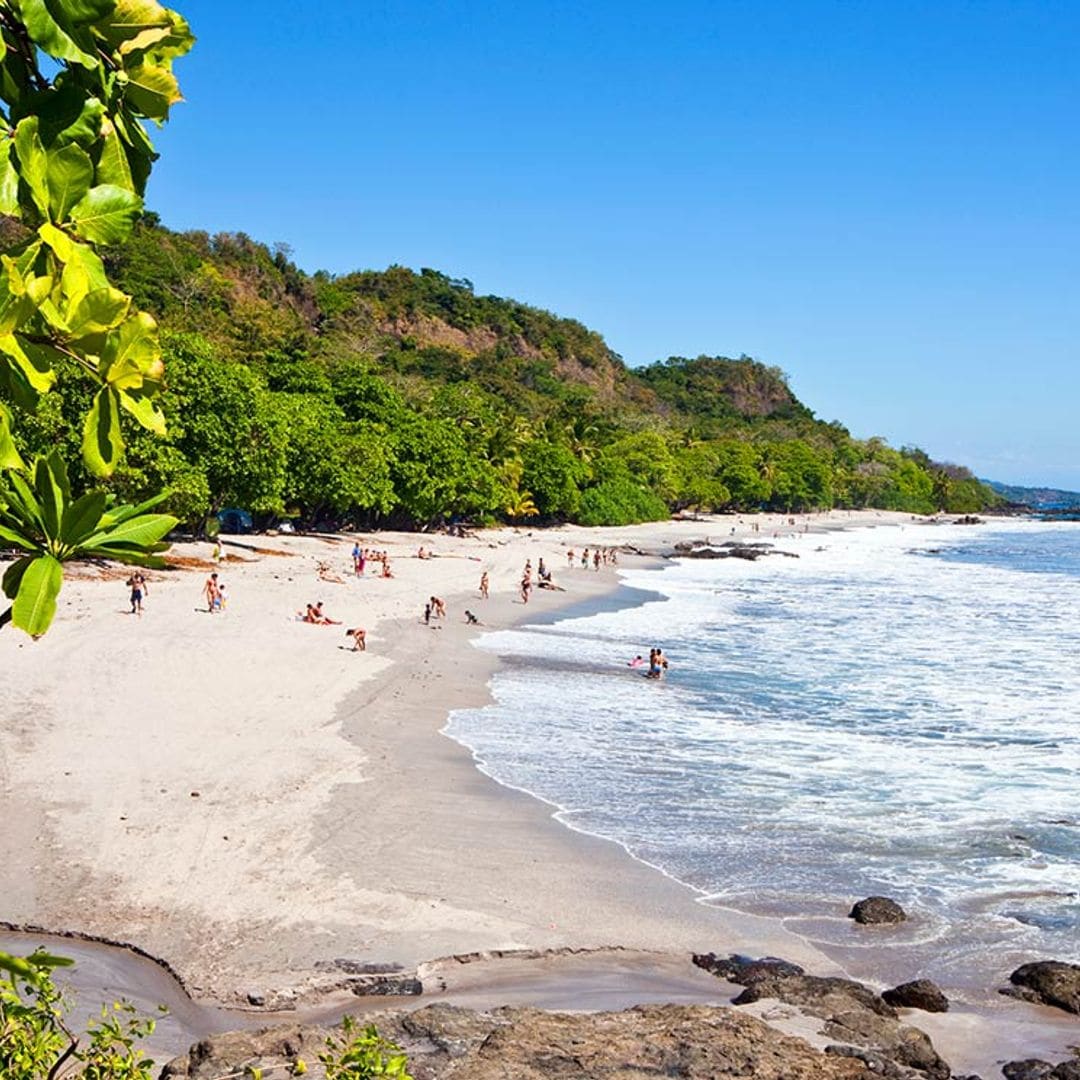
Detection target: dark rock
<box><xmin>1050</xmin><ymin>1063</ymin><xmax>1080</xmax><ymax>1080</ymax></box>
<box><xmin>1002</xmin><ymin>1062</ymin><xmax>1054</xmax><ymax>1080</ymax></box>
<box><xmin>162</xmin><ymin>1002</ymin><xmax>889</xmax><ymax>1078</ymax></box>
<box><xmin>245</xmin><ymin>991</ymin><xmax>265</xmax><ymax>1007</ymax></box>
<box><xmin>313</xmin><ymin>958</ymin><xmax>405</xmax><ymax>975</ymax></box>
<box><xmin>851</xmin><ymin>896</ymin><xmax>909</xmax><ymax>925</ymax></box>
<box><xmin>692</xmin><ymin>952</ymin><xmax>805</xmax><ymax>985</ymax></box>
<box><xmin>1007</xmin><ymin>961</ymin><xmax>1080</xmax><ymax>1015</ymax></box>
<box><xmin>882</xmin><ymin>980</ymin><xmax>949</xmax><ymax>1013</ymax></box>
<box><xmin>345</xmin><ymin>975</ymin><xmax>422</xmax><ymax>996</ymax></box>
<box><xmin>731</xmin><ymin>974</ymin><xmax>949</xmax><ymax>1079</ymax></box>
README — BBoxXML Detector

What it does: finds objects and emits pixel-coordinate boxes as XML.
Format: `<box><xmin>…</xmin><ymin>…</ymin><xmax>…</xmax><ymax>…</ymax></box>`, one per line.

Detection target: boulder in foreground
<box><xmin>1005</xmin><ymin>960</ymin><xmax>1080</xmax><ymax>1015</ymax></box>
<box><xmin>882</xmin><ymin>979</ymin><xmax>950</xmax><ymax>1013</ymax></box>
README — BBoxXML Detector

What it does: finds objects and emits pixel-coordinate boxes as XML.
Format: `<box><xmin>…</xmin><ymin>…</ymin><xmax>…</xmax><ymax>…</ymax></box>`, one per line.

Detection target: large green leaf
<box><xmin>13</xmin><ymin>118</ymin><xmax>50</xmax><ymax>217</ymax></box>
<box><xmin>17</xmin><ymin>0</ymin><xmax>98</xmax><ymax>67</ymax></box>
<box><xmin>33</xmin><ymin>453</ymin><xmax>68</xmax><ymax>536</ymax></box>
<box><xmin>123</xmin><ymin>59</ymin><xmax>182</xmax><ymax>121</ymax></box>
<box><xmin>11</xmin><ymin>554</ymin><xmax>63</xmax><ymax>637</ymax></box>
<box><xmin>46</xmin><ymin>141</ymin><xmax>94</xmax><ymax>221</ymax></box>
<box><xmin>59</xmin><ymin>488</ymin><xmax>107</xmax><ymax>545</ymax></box>
<box><xmin>29</xmin><ymin>84</ymin><xmax>105</xmax><ymax>149</ymax></box>
<box><xmin>69</xmin><ymin>183</ymin><xmax>142</xmax><ymax>244</ymax></box>
<box><xmin>0</xmin><ymin>334</ymin><xmax>57</xmax><ymax>393</ymax></box>
<box><xmin>82</xmin><ymin>386</ymin><xmax>123</xmax><ymax>477</ymax></box>
<box><xmin>98</xmin><ymin>488</ymin><xmax>169</xmax><ymax>526</ymax></box>
<box><xmin>4</xmin><ymin>471</ymin><xmax>46</xmax><ymax>534</ymax></box>
<box><xmin>53</xmin><ymin>0</ymin><xmax>118</xmax><ymax>25</ymax></box>
<box><xmin>0</xmin><ymin>525</ymin><xmax>38</xmax><ymax>555</ymax></box>
<box><xmin>83</xmin><ymin>511</ymin><xmax>175</xmax><ymax>549</ymax></box>
<box><xmin>118</xmin><ymin>386</ymin><xmax>165</xmax><ymax>433</ymax></box>
<box><xmin>67</xmin><ymin>286</ymin><xmax>131</xmax><ymax>338</ymax></box>
<box><xmin>100</xmin><ymin>309</ymin><xmax>161</xmax><ymax>385</ymax></box>
<box><xmin>94</xmin><ymin>117</ymin><xmax>135</xmax><ymax>191</ymax></box>
<box><xmin>0</xmin><ymin>403</ymin><xmax>26</xmax><ymax>471</ymax></box>
<box><xmin>0</xmin><ymin>144</ymin><xmax>19</xmax><ymax>215</ymax></box>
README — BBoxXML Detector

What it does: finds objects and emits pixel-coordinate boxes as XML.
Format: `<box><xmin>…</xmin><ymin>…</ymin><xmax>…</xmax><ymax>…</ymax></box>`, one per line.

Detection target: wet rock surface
<box><xmin>850</xmin><ymin>896</ymin><xmax>909</xmax><ymax>925</ymax></box>
<box><xmin>161</xmin><ymin>1003</ymin><xmax>887</xmax><ymax>1079</ymax></box>
<box><xmin>882</xmin><ymin>979</ymin><xmax>950</xmax><ymax>1013</ymax></box>
<box><xmin>1005</xmin><ymin>961</ymin><xmax>1080</xmax><ymax>1015</ymax></box>
<box><xmin>692</xmin><ymin>952</ymin><xmax>806</xmax><ymax>984</ymax></box>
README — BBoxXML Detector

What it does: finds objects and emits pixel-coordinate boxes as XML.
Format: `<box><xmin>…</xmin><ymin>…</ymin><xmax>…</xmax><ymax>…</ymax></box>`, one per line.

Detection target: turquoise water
<box><xmin>446</xmin><ymin>520</ymin><xmax>1080</xmax><ymax>990</ymax></box>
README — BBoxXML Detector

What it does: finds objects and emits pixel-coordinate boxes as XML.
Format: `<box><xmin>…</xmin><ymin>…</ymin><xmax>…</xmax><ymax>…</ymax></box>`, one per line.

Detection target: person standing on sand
<box><xmin>567</xmin><ymin>548</ymin><xmax>574</xmax><ymax>569</ymax></box>
<box><xmin>346</xmin><ymin>626</ymin><xmax>366</xmax><ymax>651</ymax></box>
<box><xmin>520</xmin><ymin>576</ymin><xmax>531</xmax><ymax>604</ymax></box>
<box><xmin>203</xmin><ymin>572</ymin><xmax>219</xmax><ymax>613</ymax></box>
<box><xmin>581</xmin><ymin>548</ymin><xmax>589</xmax><ymax>569</ymax></box>
<box><xmin>127</xmin><ymin>572</ymin><xmax>147</xmax><ymax>615</ymax></box>
<box><xmin>479</xmin><ymin>571</ymin><xmax>489</xmax><ymax>599</ymax></box>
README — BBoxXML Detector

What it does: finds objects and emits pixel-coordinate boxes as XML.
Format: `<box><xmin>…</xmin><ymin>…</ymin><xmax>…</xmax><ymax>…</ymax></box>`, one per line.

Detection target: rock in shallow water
<box><xmin>850</xmin><ymin>896</ymin><xmax>909</xmax><ymax>925</ymax></box>
<box><xmin>882</xmin><ymin>979</ymin><xmax>949</xmax><ymax>1013</ymax></box>
<box><xmin>1005</xmin><ymin>960</ymin><xmax>1080</xmax><ymax>1015</ymax></box>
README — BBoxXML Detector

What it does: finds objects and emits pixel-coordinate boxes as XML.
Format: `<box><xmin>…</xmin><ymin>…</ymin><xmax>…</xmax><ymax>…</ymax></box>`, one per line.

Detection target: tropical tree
<box><xmin>0</xmin><ymin>0</ymin><xmax>193</xmax><ymax>635</ymax></box>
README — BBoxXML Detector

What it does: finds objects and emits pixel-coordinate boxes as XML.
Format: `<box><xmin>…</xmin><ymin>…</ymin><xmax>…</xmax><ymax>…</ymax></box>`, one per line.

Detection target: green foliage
<box><xmin>0</xmin><ymin>447</ymin><xmax>175</xmax><ymax>635</ymax></box>
<box><xmin>578</xmin><ymin>476</ymin><xmax>669</xmax><ymax>527</ymax></box>
<box><xmin>0</xmin><ymin>0</ymin><xmax>190</xmax><ymax>636</ymax></box>
<box><xmin>319</xmin><ymin>1016</ymin><xmax>412</xmax><ymax>1080</ymax></box>
<box><xmin>0</xmin><ymin>949</ymin><xmax>160</xmax><ymax>1080</ymax></box>
<box><xmin>6</xmin><ymin>212</ymin><xmax>997</xmax><ymax>531</ymax></box>
<box><xmin>0</xmin><ymin>0</ymin><xmax>193</xmax><ymax>478</ymax></box>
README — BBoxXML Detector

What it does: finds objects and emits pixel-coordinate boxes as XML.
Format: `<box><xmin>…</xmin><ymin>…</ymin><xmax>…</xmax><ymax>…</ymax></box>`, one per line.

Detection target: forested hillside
<box><xmin>4</xmin><ymin>216</ymin><xmax>998</xmax><ymax>528</ymax></box>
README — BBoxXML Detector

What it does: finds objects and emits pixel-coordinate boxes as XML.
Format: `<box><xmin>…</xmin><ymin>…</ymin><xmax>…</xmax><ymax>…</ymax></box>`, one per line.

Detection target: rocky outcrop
<box><xmin>691</xmin><ymin>954</ymin><xmax>948</xmax><ymax>1079</ymax></box>
<box><xmin>675</xmin><ymin>542</ymin><xmax>799</xmax><ymax>561</ymax></box>
<box><xmin>161</xmin><ymin>1003</ymin><xmax>888</xmax><ymax>1079</ymax></box>
<box><xmin>1002</xmin><ymin>1061</ymin><xmax>1080</xmax><ymax>1080</ymax></box>
<box><xmin>1005</xmin><ymin>961</ymin><xmax>1080</xmax><ymax>1015</ymax></box>
<box><xmin>850</xmin><ymin>896</ymin><xmax>908</xmax><ymax>924</ymax></box>
<box><xmin>882</xmin><ymin>980</ymin><xmax>949</xmax><ymax>1013</ymax></box>
<box><xmin>730</xmin><ymin>975</ymin><xmax>949</xmax><ymax>1078</ymax></box>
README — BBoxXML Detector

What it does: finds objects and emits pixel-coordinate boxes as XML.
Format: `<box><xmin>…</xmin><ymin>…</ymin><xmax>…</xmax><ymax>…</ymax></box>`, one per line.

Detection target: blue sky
<box><xmin>149</xmin><ymin>2</ymin><xmax>1078</xmax><ymax>488</ymax></box>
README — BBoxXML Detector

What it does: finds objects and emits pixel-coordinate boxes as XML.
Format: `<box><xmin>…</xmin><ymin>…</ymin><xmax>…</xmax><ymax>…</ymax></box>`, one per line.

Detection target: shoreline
<box><xmin>4</xmin><ymin>511</ymin><xmax>1077</xmax><ymax>1075</ymax></box>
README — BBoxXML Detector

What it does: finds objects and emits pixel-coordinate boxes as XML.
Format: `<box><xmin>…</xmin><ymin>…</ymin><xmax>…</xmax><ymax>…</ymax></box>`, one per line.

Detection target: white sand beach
<box><xmin>7</xmin><ymin>508</ymin><xmax>1078</xmax><ymax>1076</ymax></box>
<box><xmin>0</xmin><ymin>510</ymin><xmax>890</xmax><ymax>998</ymax></box>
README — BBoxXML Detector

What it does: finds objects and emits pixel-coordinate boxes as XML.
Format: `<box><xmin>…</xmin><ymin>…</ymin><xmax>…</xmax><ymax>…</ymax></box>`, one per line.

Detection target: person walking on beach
<box><xmin>203</xmin><ymin>572</ymin><xmax>219</xmax><ymax>614</ymax></box>
<box><xmin>581</xmin><ymin>548</ymin><xmax>589</xmax><ymax>569</ymax></box>
<box><xmin>479</xmin><ymin>571</ymin><xmax>489</xmax><ymax>599</ymax></box>
<box><xmin>520</xmin><ymin>576</ymin><xmax>531</xmax><ymax>604</ymax></box>
<box><xmin>593</xmin><ymin>549</ymin><xmax>601</xmax><ymax>571</ymax></box>
<box><xmin>567</xmin><ymin>548</ymin><xmax>574</xmax><ymax>569</ymax></box>
<box><xmin>127</xmin><ymin>572</ymin><xmax>147</xmax><ymax>615</ymax></box>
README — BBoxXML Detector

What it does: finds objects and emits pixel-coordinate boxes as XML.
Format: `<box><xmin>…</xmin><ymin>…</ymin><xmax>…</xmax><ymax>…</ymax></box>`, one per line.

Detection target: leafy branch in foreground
<box><xmin>0</xmin><ymin>446</ymin><xmax>175</xmax><ymax>635</ymax></box>
<box><xmin>0</xmin><ymin>948</ymin><xmax>161</xmax><ymax>1080</ymax></box>
<box><xmin>0</xmin><ymin>0</ymin><xmax>192</xmax><ymax>636</ymax></box>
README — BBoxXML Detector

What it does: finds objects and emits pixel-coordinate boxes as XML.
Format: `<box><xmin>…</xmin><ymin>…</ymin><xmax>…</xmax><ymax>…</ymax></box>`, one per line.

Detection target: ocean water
<box><xmin>445</xmin><ymin>520</ymin><xmax>1080</xmax><ymax>992</ymax></box>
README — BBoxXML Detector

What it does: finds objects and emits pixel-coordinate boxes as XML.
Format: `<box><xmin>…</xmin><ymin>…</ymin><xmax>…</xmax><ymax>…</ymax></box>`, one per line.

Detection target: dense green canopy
<box><xmin>5</xmin><ymin>218</ymin><xmax>998</xmax><ymax>528</ymax></box>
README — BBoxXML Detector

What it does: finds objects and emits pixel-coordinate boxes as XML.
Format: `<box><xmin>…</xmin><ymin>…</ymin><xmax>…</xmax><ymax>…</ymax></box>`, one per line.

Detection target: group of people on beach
<box><xmin>350</xmin><ymin>543</ymin><xmax>394</xmax><ymax>578</ymax></box>
<box><xmin>565</xmin><ymin>547</ymin><xmax>618</xmax><ymax>572</ymax></box>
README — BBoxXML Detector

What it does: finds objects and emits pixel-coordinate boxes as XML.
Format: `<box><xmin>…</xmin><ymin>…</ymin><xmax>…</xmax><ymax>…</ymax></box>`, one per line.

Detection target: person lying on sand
<box><xmin>345</xmin><ymin>627</ymin><xmax>366</xmax><ymax>651</ymax></box>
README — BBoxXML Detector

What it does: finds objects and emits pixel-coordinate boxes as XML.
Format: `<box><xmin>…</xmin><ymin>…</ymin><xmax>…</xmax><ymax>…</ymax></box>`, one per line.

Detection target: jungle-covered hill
<box><xmin>5</xmin><ymin>215</ymin><xmax>998</xmax><ymax>527</ymax></box>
